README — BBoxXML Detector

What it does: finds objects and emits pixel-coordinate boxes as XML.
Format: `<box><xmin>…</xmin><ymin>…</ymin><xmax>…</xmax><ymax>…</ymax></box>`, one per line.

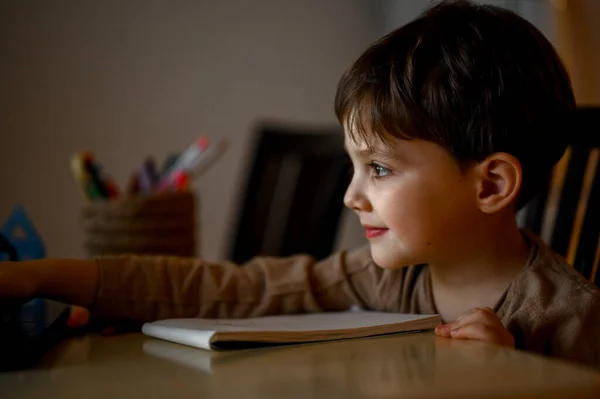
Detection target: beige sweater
<box><xmin>93</xmin><ymin>231</ymin><xmax>600</xmax><ymax>368</ymax></box>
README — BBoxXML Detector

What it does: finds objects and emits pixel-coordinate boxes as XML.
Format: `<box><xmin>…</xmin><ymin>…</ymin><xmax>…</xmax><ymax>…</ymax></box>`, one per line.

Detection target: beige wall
<box><xmin>0</xmin><ymin>0</ymin><xmax>375</xmax><ymax>260</ymax></box>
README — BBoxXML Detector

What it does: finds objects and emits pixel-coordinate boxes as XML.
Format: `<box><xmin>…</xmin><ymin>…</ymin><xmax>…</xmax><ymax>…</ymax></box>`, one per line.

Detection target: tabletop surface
<box><xmin>1</xmin><ymin>331</ymin><xmax>599</xmax><ymax>399</ymax></box>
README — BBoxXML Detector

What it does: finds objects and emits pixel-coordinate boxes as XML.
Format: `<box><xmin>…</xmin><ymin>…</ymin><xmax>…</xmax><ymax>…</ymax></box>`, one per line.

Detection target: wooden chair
<box><xmin>228</xmin><ymin>124</ymin><xmax>350</xmax><ymax>264</ymax></box>
<box><xmin>519</xmin><ymin>107</ymin><xmax>600</xmax><ymax>285</ymax></box>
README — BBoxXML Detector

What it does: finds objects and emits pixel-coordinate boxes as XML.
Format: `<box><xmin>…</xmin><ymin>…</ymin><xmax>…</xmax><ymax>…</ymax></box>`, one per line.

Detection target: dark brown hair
<box><xmin>335</xmin><ymin>0</ymin><xmax>576</xmax><ymax>208</ymax></box>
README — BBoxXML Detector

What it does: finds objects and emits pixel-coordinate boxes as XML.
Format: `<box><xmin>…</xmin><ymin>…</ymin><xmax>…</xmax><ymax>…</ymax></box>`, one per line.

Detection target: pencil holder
<box><xmin>81</xmin><ymin>191</ymin><xmax>197</xmax><ymax>258</ymax></box>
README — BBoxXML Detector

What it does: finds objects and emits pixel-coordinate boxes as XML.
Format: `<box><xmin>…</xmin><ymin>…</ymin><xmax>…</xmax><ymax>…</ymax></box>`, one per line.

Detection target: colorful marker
<box><xmin>71</xmin><ymin>152</ymin><xmax>120</xmax><ymax>201</ymax></box>
<box><xmin>137</xmin><ymin>157</ymin><xmax>160</xmax><ymax>194</ymax></box>
<box><xmin>83</xmin><ymin>155</ymin><xmax>109</xmax><ymax>198</ymax></box>
<box><xmin>161</xmin><ymin>153</ymin><xmax>181</xmax><ymax>178</ymax></box>
<box><xmin>186</xmin><ymin>138</ymin><xmax>228</xmax><ymax>179</ymax></box>
<box><xmin>157</xmin><ymin>136</ymin><xmax>210</xmax><ymax>191</ymax></box>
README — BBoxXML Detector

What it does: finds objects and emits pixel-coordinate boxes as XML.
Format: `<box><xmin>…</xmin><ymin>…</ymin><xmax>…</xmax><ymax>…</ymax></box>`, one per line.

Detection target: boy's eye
<box><xmin>369</xmin><ymin>163</ymin><xmax>391</xmax><ymax>178</ymax></box>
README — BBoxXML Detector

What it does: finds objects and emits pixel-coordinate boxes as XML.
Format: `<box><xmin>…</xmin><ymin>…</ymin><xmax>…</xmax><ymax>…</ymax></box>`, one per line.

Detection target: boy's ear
<box><xmin>474</xmin><ymin>153</ymin><xmax>522</xmax><ymax>214</ymax></box>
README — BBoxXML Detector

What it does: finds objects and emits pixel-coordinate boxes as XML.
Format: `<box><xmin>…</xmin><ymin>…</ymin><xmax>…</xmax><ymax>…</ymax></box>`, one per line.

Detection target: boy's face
<box><xmin>344</xmin><ymin>132</ymin><xmax>480</xmax><ymax>269</ymax></box>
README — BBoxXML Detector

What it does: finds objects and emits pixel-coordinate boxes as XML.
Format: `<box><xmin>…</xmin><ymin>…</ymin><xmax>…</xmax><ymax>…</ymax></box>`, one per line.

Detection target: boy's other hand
<box><xmin>434</xmin><ymin>307</ymin><xmax>515</xmax><ymax>349</ymax></box>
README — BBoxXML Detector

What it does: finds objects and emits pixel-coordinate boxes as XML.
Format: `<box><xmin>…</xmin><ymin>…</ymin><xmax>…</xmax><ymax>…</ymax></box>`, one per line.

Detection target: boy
<box><xmin>1</xmin><ymin>0</ymin><xmax>599</xmax><ymax>367</ymax></box>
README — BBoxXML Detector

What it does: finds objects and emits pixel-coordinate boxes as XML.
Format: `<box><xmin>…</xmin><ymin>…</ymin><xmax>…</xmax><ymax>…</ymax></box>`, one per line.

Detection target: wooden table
<box><xmin>1</xmin><ymin>332</ymin><xmax>598</xmax><ymax>398</ymax></box>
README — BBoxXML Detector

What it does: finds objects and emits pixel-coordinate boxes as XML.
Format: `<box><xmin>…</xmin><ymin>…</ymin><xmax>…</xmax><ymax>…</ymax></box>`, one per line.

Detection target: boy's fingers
<box><xmin>66</xmin><ymin>305</ymin><xmax>90</xmax><ymax>328</ymax></box>
<box><xmin>453</xmin><ymin>307</ymin><xmax>502</xmax><ymax>329</ymax></box>
<box><xmin>455</xmin><ymin>307</ymin><xmax>480</xmax><ymax>323</ymax></box>
<box><xmin>435</xmin><ymin>323</ymin><xmax>453</xmax><ymax>338</ymax></box>
<box><xmin>451</xmin><ymin>323</ymin><xmax>514</xmax><ymax>348</ymax></box>
<box><xmin>436</xmin><ymin>307</ymin><xmax>496</xmax><ymax>338</ymax></box>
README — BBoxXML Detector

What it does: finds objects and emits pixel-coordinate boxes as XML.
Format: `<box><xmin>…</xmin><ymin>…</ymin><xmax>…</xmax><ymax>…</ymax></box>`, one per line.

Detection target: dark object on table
<box><xmin>229</xmin><ymin>123</ymin><xmax>350</xmax><ymax>264</ymax></box>
<box><xmin>0</xmin><ymin>232</ymin><xmax>17</xmax><ymax>261</ymax></box>
<box><xmin>0</xmin><ymin>232</ymin><xmax>71</xmax><ymax>371</ymax></box>
<box><xmin>0</xmin><ymin>303</ymin><xmax>71</xmax><ymax>371</ymax></box>
<box><xmin>519</xmin><ymin>107</ymin><xmax>600</xmax><ymax>285</ymax></box>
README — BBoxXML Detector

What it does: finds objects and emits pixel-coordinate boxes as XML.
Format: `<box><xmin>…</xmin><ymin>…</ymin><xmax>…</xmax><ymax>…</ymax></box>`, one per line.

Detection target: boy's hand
<box><xmin>1</xmin><ymin>258</ymin><xmax>99</xmax><ymax>309</ymax></box>
<box><xmin>1</xmin><ymin>261</ymin><xmax>118</xmax><ymax>334</ymax></box>
<box><xmin>434</xmin><ymin>307</ymin><xmax>514</xmax><ymax>348</ymax></box>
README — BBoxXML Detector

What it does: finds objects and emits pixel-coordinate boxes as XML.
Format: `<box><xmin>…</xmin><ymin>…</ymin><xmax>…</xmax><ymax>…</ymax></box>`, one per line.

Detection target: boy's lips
<box><xmin>363</xmin><ymin>225</ymin><xmax>389</xmax><ymax>238</ymax></box>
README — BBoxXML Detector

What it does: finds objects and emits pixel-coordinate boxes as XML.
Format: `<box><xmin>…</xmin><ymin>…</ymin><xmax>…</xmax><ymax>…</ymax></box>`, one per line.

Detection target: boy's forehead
<box><xmin>343</xmin><ymin>134</ymin><xmax>365</xmax><ymax>152</ymax></box>
<box><xmin>343</xmin><ymin>130</ymin><xmax>390</xmax><ymax>153</ymax></box>
<box><xmin>342</xmin><ymin>112</ymin><xmax>408</xmax><ymax>158</ymax></box>
<box><xmin>343</xmin><ymin>121</ymin><xmax>375</xmax><ymax>149</ymax></box>
<box><xmin>342</xmin><ymin>112</ymin><xmax>397</xmax><ymax>153</ymax></box>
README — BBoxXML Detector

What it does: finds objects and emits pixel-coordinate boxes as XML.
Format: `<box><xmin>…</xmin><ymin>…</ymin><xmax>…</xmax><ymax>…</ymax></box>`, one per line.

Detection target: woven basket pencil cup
<box><xmin>81</xmin><ymin>192</ymin><xmax>197</xmax><ymax>258</ymax></box>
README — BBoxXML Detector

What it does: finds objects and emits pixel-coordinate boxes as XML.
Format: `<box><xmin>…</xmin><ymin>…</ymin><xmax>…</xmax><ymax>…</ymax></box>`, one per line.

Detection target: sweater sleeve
<box><xmin>91</xmin><ymin>245</ymin><xmax>387</xmax><ymax>322</ymax></box>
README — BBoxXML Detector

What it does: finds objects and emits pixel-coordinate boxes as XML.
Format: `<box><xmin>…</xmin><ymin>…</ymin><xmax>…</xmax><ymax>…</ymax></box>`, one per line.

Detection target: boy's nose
<box><xmin>344</xmin><ymin>183</ymin><xmax>372</xmax><ymax>212</ymax></box>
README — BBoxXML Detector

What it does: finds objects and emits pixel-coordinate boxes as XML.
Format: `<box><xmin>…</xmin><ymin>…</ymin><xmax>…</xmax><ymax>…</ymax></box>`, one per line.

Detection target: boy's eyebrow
<box><xmin>343</xmin><ymin>143</ymin><xmax>401</xmax><ymax>160</ymax></box>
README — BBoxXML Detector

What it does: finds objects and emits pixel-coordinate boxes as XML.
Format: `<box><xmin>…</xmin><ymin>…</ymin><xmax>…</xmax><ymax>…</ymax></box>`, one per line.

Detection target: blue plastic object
<box><xmin>0</xmin><ymin>205</ymin><xmax>45</xmax><ymax>261</ymax></box>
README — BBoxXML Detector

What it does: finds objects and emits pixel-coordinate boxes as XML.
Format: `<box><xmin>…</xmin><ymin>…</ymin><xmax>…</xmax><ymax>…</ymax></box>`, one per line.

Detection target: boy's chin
<box><xmin>369</xmin><ymin>245</ymin><xmax>416</xmax><ymax>269</ymax></box>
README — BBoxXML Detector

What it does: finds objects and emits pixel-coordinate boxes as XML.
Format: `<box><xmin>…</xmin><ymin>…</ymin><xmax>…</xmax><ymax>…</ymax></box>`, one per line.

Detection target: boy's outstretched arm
<box><xmin>0</xmin><ymin>246</ymin><xmax>381</xmax><ymax>322</ymax></box>
<box><xmin>0</xmin><ymin>258</ymin><xmax>99</xmax><ymax>308</ymax></box>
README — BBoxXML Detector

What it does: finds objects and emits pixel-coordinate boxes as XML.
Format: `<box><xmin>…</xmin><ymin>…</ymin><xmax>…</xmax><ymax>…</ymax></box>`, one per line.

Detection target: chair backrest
<box><xmin>228</xmin><ymin>124</ymin><xmax>349</xmax><ymax>264</ymax></box>
<box><xmin>519</xmin><ymin>107</ymin><xmax>600</xmax><ymax>284</ymax></box>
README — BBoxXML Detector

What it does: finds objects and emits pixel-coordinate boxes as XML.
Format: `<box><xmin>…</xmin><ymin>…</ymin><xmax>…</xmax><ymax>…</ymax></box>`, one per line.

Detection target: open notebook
<box><xmin>141</xmin><ymin>311</ymin><xmax>441</xmax><ymax>350</ymax></box>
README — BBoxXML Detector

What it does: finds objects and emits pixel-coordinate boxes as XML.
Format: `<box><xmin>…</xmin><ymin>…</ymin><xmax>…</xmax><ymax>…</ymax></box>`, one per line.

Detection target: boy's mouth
<box><xmin>363</xmin><ymin>225</ymin><xmax>389</xmax><ymax>239</ymax></box>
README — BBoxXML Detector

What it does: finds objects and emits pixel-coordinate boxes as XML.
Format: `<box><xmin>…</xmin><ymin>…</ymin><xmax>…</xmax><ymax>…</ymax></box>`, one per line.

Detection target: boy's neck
<box><xmin>428</xmin><ymin>220</ymin><xmax>530</xmax><ymax>322</ymax></box>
